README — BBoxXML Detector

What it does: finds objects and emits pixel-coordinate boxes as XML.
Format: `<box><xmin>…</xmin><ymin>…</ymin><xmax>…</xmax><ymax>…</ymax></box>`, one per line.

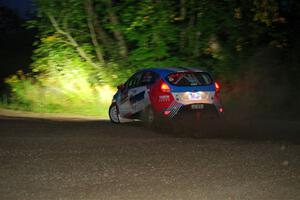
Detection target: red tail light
<box><xmin>163</xmin><ymin>110</ymin><xmax>171</xmax><ymax>115</ymax></box>
<box><xmin>214</xmin><ymin>81</ymin><xmax>220</xmax><ymax>93</ymax></box>
<box><xmin>218</xmin><ymin>107</ymin><xmax>224</xmax><ymax>113</ymax></box>
<box><xmin>160</xmin><ymin>82</ymin><xmax>171</xmax><ymax>93</ymax></box>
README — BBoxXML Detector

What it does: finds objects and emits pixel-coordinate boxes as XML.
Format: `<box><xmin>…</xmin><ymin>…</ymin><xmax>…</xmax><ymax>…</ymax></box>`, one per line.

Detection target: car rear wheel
<box><xmin>142</xmin><ymin>107</ymin><xmax>156</xmax><ymax>127</ymax></box>
<box><xmin>109</xmin><ymin>104</ymin><xmax>120</xmax><ymax>123</ymax></box>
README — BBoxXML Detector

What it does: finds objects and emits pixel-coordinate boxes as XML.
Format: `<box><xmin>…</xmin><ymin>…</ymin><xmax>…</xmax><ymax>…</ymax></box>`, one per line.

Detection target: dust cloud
<box><xmin>156</xmin><ymin>48</ymin><xmax>300</xmax><ymax>142</ymax></box>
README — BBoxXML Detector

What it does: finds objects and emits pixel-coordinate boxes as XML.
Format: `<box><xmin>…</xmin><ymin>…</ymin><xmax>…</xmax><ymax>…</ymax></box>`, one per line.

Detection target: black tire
<box><xmin>109</xmin><ymin>103</ymin><xmax>120</xmax><ymax>123</ymax></box>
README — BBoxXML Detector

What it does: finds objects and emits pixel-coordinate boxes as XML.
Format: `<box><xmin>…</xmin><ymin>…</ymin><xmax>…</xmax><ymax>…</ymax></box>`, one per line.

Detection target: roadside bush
<box><xmin>4</xmin><ymin>67</ymin><xmax>115</xmax><ymax>117</ymax></box>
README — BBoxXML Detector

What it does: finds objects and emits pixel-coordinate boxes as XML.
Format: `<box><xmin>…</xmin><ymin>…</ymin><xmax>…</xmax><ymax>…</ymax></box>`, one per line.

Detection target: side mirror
<box><xmin>117</xmin><ymin>83</ymin><xmax>125</xmax><ymax>90</ymax></box>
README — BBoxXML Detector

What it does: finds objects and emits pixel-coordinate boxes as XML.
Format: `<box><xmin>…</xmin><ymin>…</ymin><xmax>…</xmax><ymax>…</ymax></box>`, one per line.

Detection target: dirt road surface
<box><xmin>0</xmin><ymin>110</ymin><xmax>299</xmax><ymax>200</ymax></box>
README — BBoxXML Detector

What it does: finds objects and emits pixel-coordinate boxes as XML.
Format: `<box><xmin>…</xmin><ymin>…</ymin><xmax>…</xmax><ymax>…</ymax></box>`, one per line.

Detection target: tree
<box><xmin>4</xmin><ymin>0</ymin><xmax>299</xmax><ymax>116</ymax></box>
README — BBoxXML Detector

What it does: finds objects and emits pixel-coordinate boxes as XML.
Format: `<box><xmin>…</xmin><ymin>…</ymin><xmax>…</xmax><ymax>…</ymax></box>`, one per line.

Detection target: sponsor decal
<box><xmin>159</xmin><ymin>95</ymin><xmax>170</xmax><ymax>102</ymax></box>
<box><xmin>165</xmin><ymin>101</ymin><xmax>183</xmax><ymax>118</ymax></box>
<box><xmin>129</xmin><ymin>91</ymin><xmax>145</xmax><ymax>104</ymax></box>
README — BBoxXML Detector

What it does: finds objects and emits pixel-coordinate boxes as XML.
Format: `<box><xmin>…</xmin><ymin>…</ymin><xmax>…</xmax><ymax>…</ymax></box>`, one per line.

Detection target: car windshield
<box><xmin>166</xmin><ymin>72</ymin><xmax>212</xmax><ymax>86</ymax></box>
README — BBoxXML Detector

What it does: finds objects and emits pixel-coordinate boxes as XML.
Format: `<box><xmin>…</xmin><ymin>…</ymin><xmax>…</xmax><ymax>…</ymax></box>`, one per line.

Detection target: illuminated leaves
<box><xmin>42</xmin><ymin>35</ymin><xmax>57</xmax><ymax>42</ymax></box>
<box><xmin>252</xmin><ymin>0</ymin><xmax>285</xmax><ymax>27</ymax></box>
<box><xmin>28</xmin><ymin>0</ymin><xmax>292</xmax><ymax>83</ymax></box>
<box><xmin>234</xmin><ymin>8</ymin><xmax>242</xmax><ymax>19</ymax></box>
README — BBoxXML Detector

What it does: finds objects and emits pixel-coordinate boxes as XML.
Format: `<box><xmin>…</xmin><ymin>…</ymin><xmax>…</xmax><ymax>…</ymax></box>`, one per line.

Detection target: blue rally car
<box><xmin>109</xmin><ymin>67</ymin><xmax>223</xmax><ymax>125</ymax></box>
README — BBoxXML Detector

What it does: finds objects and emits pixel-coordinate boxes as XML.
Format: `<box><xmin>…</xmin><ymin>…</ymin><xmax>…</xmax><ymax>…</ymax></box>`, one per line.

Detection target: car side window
<box><xmin>125</xmin><ymin>72</ymin><xmax>142</xmax><ymax>88</ymax></box>
<box><xmin>140</xmin><ymin>71</ymin><xmax>158</xmax><ymax>86</ymax></box>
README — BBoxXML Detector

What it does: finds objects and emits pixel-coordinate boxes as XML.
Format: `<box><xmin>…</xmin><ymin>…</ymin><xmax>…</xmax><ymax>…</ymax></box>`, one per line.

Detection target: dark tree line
<box><xmin>3</xmin><ymin>0</ymin><xmax>300</xmax><ymax>117</ymax></box>
<box><xmin>27</xmin><ymin>0</ymin><xmax>298</xmax><ymax>83</ymax></box>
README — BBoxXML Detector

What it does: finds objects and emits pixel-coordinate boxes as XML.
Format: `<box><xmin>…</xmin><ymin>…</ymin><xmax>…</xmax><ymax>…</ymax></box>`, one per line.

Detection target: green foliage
<box><xmin>29</xmin><ymin>0</ymin><xmax>288</xmax><ymax>78</ymax></box>
<box><xmin>5</xmin><ymin>35</ymin><xmax>115</xmax><ymax>116</ymax></box>
<box><xmin>122</xmin><ymin>0</ymin><xmax>178</xmax><ymax>66</ymax></box>
<box><xmin>5</xmin><ymin>68</ymin><xmax>115</xmax><ymax>116</ymax></box>
<box><xmin>4</xmin><ymin>0</ymin><xmax>296</xmax><ymax>116</ymax></box>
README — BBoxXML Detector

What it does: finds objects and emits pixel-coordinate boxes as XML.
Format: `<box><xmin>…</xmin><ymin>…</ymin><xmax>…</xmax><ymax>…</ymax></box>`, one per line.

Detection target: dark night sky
<box><xmin>0</xmin><ymin>0</ymin><xmax>33</xmax><ymax>18</ymax></box>
<box><xmin>0</xmin><ymin>0</ymin><xmax>35</xmax><ymax>85</ymax></box>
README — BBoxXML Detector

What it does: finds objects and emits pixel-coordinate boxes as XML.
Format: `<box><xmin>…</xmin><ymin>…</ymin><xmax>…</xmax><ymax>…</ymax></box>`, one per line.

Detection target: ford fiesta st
<box><xmin>109</xmin><ymin>67</ymin><xmax>223</xmax><ymax>125</ymax></box>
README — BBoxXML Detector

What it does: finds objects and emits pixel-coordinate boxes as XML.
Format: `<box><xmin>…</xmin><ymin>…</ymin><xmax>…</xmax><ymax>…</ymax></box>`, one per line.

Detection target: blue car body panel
<box><xmin>110</xmin><ymin>67</ymin><xmax>222</xmax><ymax>121</ymax></box>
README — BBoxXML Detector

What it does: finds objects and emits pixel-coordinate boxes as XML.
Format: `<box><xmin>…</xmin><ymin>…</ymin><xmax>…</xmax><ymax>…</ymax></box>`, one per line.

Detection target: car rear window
<box><xmin>140</xmin><ymin>71</ymin><xmax>158</xmax><ymax>86</ymax></box>
<box><xmin>166</xmin><ymin>72</ymin><xmax>213</xmax><ymax>86</ymax></box>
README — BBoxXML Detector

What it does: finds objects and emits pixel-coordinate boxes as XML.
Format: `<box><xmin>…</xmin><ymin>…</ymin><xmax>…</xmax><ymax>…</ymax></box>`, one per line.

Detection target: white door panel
<box><xmin>117</xmin><ymin>90</ymin><xmax>131</xmax><ymax>117</ymax></box>
<box><xmin>129</xmin><ymin>86</ymin><xmax>147</xmax><ymax>114</ymax></box>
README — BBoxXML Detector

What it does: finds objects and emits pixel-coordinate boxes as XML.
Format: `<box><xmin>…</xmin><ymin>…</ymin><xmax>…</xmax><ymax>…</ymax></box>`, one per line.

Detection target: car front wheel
<box><xmin>109</xmin><ymin>104</ymin><xmax>120</xmax><ymax>123</ymax></box>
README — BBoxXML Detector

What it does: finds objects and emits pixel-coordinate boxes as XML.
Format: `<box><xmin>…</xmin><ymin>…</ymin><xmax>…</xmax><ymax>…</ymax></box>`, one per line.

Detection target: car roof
<box><xmin>143</xmin><ymin>67</ymin><xmax>206</xmax><ymax>77</ymax></box>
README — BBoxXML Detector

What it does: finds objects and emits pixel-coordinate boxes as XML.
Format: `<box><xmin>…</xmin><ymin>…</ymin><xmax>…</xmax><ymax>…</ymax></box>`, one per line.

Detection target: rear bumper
<box><xmin>159</xmin><ymin>103</ymin><xmax>222</xmax><ymax>119</ymax></box>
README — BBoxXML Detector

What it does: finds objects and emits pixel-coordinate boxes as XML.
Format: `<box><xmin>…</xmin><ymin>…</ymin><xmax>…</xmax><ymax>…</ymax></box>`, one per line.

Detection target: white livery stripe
<box><xmin>166</xmin><ymin>100</ymin><xmax>183</xmax><ymax>118</ymax></box>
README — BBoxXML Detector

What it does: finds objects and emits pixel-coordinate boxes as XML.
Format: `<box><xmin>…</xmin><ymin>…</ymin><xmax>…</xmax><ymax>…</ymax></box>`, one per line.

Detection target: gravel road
<box><xmin>0</xmin><ymin>113</ymin><xmax>299</xmax><ymax>200</ymax></box>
